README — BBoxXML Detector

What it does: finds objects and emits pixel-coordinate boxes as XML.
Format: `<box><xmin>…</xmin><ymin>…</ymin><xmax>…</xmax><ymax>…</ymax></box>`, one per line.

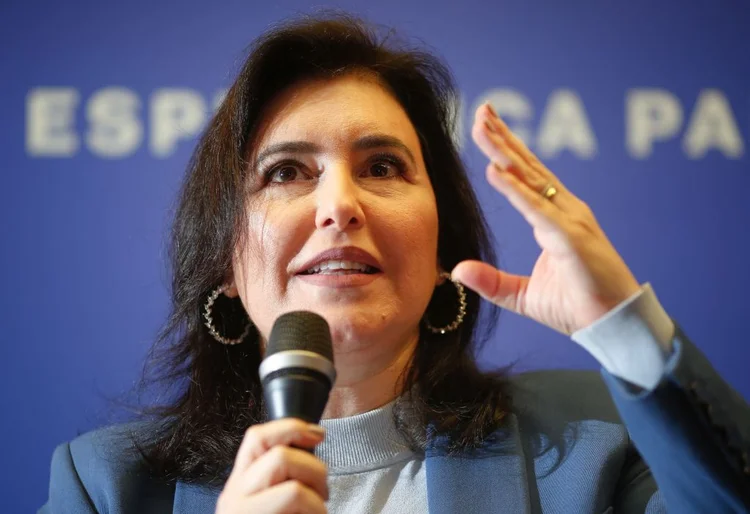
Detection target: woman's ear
<box><xmin>223</xmin><ymin>281</ymin><xmax>240</xmax><ymax>298</ymax></box>
<box><xmin>436</xmin><ymin>266</ymin><xmax>447</xmax><ymax>286</ymax></box>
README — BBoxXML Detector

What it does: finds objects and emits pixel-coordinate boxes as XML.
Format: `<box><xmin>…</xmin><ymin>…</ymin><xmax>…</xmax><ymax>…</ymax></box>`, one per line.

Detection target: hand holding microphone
<box><xmin>216</xmin><ymin>312</ymin><xmax>334</xmax><ymax>514</ymax></box>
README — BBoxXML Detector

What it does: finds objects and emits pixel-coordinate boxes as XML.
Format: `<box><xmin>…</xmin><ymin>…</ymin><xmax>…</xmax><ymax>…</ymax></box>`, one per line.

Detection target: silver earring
<box><xmin>203</xmin><ymin>284</ymin><xmax>251</xmax><ymax>345</ymax></box>
<box><xmin>424</xmin><ymin>272</ymin><xmax>467</xmax><ymax>334</ymax></box>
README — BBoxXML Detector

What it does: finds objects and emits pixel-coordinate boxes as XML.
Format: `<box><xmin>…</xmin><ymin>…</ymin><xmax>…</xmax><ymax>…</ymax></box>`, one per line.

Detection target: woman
<box><xmin>41</xmin><ymin>14</ymin><xmax>750</xmax><ymax>514</ymax></box>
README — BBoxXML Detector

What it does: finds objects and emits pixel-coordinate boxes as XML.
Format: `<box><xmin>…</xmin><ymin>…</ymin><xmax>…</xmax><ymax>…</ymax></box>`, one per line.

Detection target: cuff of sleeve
<box><xmin>571</xmin><ymin>282</ymin><xmax>675</xmax><ymax>390</ymax></box>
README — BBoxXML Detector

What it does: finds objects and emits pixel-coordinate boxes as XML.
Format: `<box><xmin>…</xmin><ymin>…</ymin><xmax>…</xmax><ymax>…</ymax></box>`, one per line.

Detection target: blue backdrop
<box><xmin>2</xmin><ymin>1</ymin><xmax>749</xmax><ymax>512</ymax></box>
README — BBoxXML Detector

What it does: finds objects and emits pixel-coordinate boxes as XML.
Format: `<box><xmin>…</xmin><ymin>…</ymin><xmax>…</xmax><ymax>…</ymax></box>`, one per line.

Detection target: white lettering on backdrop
<box><xmin>25</xmin><ymin>87</ymin><xmax>745</xmax><ymax>160</ymax></box>
<box><xmin>85</xmin><ymin>87</ymin><xmax>143</xmax><ymax>158</ymax></box>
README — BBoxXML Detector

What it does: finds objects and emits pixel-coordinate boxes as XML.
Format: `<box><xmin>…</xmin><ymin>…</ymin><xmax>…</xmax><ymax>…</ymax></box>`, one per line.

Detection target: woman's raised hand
<box><xmin>451</xmin><ymin>103</ymin><xmax>641</xmax><ymax>336</ymax></box>
<box><xmin>216</xmin><ymin>419</ymin><xmax>328</xmax><ymax>514</ymax></box>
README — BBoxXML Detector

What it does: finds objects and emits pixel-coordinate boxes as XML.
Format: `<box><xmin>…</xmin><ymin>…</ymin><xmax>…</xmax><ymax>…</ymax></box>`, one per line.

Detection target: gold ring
<box><xmin>541</xmin><ymin>183</ymin><xmax>557</xmax><ymax>200</ymax></box>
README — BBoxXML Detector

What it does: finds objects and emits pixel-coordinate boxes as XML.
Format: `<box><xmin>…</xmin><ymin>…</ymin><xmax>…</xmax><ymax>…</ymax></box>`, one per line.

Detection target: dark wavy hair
<box><xmin>133</xmin><ymin>12</ymin><xmax>515</xmax><ymax>484</ymax></box>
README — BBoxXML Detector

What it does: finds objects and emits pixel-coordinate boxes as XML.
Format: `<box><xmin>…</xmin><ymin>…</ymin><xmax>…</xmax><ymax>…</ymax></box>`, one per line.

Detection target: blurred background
<box><xmin>2</xmin><ymin>0</ymin><xmax>749</xmax><ymax>511</ymax></box>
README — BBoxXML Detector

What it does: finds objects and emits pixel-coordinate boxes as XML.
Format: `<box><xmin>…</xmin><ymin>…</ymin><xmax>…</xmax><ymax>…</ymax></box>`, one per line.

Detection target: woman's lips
<box><xmin>295</xmin><ymin>270</ymin><xmax>382</xmax><ymax>287</ymax></box>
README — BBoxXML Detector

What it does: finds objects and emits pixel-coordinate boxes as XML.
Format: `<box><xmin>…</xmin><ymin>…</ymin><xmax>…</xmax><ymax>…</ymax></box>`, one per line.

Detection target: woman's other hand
<box><xmin>216</xmin><ymin>419</ymin><xmax>328</xmax><ymax>514</ymax></box>
<box><xmin>452</xmin><ymin>103</ymin><xmax>641</xmax><ymax>336</ymax></box>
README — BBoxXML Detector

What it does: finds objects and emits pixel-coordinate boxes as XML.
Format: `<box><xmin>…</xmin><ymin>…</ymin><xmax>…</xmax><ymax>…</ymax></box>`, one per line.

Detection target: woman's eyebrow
<box><xmin>352</xmin><ymin>134</ymin><xmax>416</xmax><ymax>166</ymax></box>
<box><xmin>254</xmin><ymin>134</ymin><xmax>416</xmax><ymax>169</ymax></box>
<box><xmin>255</xmin><ymin>141</ymin><xmax>321</xmax><ymax>168</ymax></box>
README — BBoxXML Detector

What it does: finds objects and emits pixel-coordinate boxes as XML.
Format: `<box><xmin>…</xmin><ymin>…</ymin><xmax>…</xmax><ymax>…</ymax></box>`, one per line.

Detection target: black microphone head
<box><xmin>266</xmin><ymin>311</ymin><xmax>333</xmax><ymax>363</ymax></box>
<box><xmin>261</xmin><ymin>311</ymin><xmax>335</xmax><ymax>423</ymax></box>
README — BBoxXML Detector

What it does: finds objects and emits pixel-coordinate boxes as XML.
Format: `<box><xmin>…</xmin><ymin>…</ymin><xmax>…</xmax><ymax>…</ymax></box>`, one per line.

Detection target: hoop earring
<box><xmin>203</xmin><ymin>284</ymin><xmax>252</xmax><ymax>345</ymax></box>
<box><xmin>424</xmin><ymin>272</ymin><xmax>467</xmax><ymax>334</ymax></box>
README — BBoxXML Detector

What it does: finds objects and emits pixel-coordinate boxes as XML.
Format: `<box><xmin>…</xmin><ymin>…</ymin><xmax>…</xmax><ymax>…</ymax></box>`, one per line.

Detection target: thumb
<box><xmin>451</xmin><ymin>260</ymin><xmax>528</xmax><ymax>314</ymax></box>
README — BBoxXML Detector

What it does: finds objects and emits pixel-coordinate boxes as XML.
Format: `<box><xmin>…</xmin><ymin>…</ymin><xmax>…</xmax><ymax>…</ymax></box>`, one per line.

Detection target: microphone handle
<box><xmin>262</xmin><ymin>370</ymin><xmax>331</xmax><ymax>453</ymax></box>
<box><xmin>263</xmin><ymin>372</ymin><xmax>331</xmax><ymax>423</ymax></box>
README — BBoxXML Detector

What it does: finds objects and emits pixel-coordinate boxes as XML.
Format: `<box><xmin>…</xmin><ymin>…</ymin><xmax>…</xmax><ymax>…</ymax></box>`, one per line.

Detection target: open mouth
<box><xmin>299</xmin><ymin>261</ymin><xmax>381</xmax><ymax>275</ymax></box>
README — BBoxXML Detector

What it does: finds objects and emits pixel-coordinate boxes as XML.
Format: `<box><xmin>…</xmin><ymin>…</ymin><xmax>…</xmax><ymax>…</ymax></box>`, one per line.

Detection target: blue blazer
<box><xmin>40</xmin><ymin>322</ymin><xmax>750</xmax><ymax>513</ymax></box>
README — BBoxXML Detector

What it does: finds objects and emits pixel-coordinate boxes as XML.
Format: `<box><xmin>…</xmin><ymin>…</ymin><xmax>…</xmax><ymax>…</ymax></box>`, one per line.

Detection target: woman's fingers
<box><xmin>471</xmin><ymin>105</ymin><xmax>521</xmax><ymax>174</ymax></box>
<box><xmin>233</xmin><ymin>419</ymin><xmax>325</xmax><ymax>473</ymax></box>
<box><xmin>217</xmin><ymin>419</ymin><xmax>328</xmax><ymax>514</ymax></box>
<box><xmin>242</xmin><ymin>445</ymin><xmax>329</xmax><ymax>500</ymax></box>
<box><xmin>484</xmin><ymin>103</ymin><xmax>547</xmax><ymax>172</ymax></box>
<box><xmin>472</xmin><ymin>103</ymin><xmax>580</xmax><ymax>214</ymax></box>
<box><xmin>451</xmin><ymin>260</ymin><xmax>528</xmax><ymax>314</ymax></box>
<box><xmin>248</xmin><ymin>481</ymin><xmax>328</xmax><ymax>514</ymax></box>
<box><xmin>218</xmin><ymin>480</ymin><xmax>327</xmax><ymax>514</ymax></box>
<box><xmin>485</xmin><ymin>162</ymin><xmax>561</xmax><ymax>234</ymax></box>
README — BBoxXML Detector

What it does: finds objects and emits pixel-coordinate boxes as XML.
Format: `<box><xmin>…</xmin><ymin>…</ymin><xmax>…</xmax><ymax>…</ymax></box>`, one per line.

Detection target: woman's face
<box><xmin>230</xmin><ymin>74</ymin><xmax>440</xmax><ymax>367</ymax></box>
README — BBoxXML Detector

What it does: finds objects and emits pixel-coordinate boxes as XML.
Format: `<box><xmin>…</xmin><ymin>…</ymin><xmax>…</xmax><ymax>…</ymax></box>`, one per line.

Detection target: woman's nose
<box><xmin>314</xmin><ymin>167</ymin><xmax>365</xmax><ymax>231</ymax></box>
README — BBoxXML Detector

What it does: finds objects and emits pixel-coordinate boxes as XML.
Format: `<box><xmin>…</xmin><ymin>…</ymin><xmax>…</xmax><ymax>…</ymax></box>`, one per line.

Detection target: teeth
<box><xmin>307</xmin><ymin>260</ymin><xmax>372</xmax><ymax>274</ymax></box>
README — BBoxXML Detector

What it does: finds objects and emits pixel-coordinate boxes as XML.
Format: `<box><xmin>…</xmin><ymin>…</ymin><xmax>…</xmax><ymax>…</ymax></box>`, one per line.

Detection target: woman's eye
<box><xmin>268</xmin><ymin>164</ymin><xmax>309</xmax><ymax>183</ymax></box>
<box><xmin>367</xmin><ymin>158</ymin><xmax>403</xmax><ymax>178</ymax></box>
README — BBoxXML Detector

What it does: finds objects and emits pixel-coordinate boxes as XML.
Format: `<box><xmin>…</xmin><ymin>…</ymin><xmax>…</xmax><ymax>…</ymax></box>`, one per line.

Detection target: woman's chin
<box><xmin>327</xmin><ymin>317</ymin><xmax>419</xmax><ymax>356</ymax></box>
<box><xmin>327</xmin><ymin>321</ymin><xmax>386</xmax><ymax>351</ymax></box>
<box><xmin>268</xmin><ymin>304</ymin><xmax>418</xmax><ymax>355</ymax></box>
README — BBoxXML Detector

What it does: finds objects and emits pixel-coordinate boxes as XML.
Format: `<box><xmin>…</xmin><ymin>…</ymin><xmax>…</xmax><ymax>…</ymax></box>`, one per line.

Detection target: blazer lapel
<box><xmin>173</xmin><ymin>481</ymin><xmax>220</xmax><ymax>514</ymax></box>
<box><xmin>425</xmin><ymin>414</ymin><xmax>532</xmax><ymax>514</ymax></box>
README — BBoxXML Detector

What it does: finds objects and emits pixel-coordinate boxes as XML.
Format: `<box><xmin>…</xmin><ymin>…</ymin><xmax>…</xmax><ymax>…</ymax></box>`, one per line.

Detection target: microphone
<box><xmin>259</xmin><ymin>311</ymin><xmax>336</xmax><ymax>424</ymax></box>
